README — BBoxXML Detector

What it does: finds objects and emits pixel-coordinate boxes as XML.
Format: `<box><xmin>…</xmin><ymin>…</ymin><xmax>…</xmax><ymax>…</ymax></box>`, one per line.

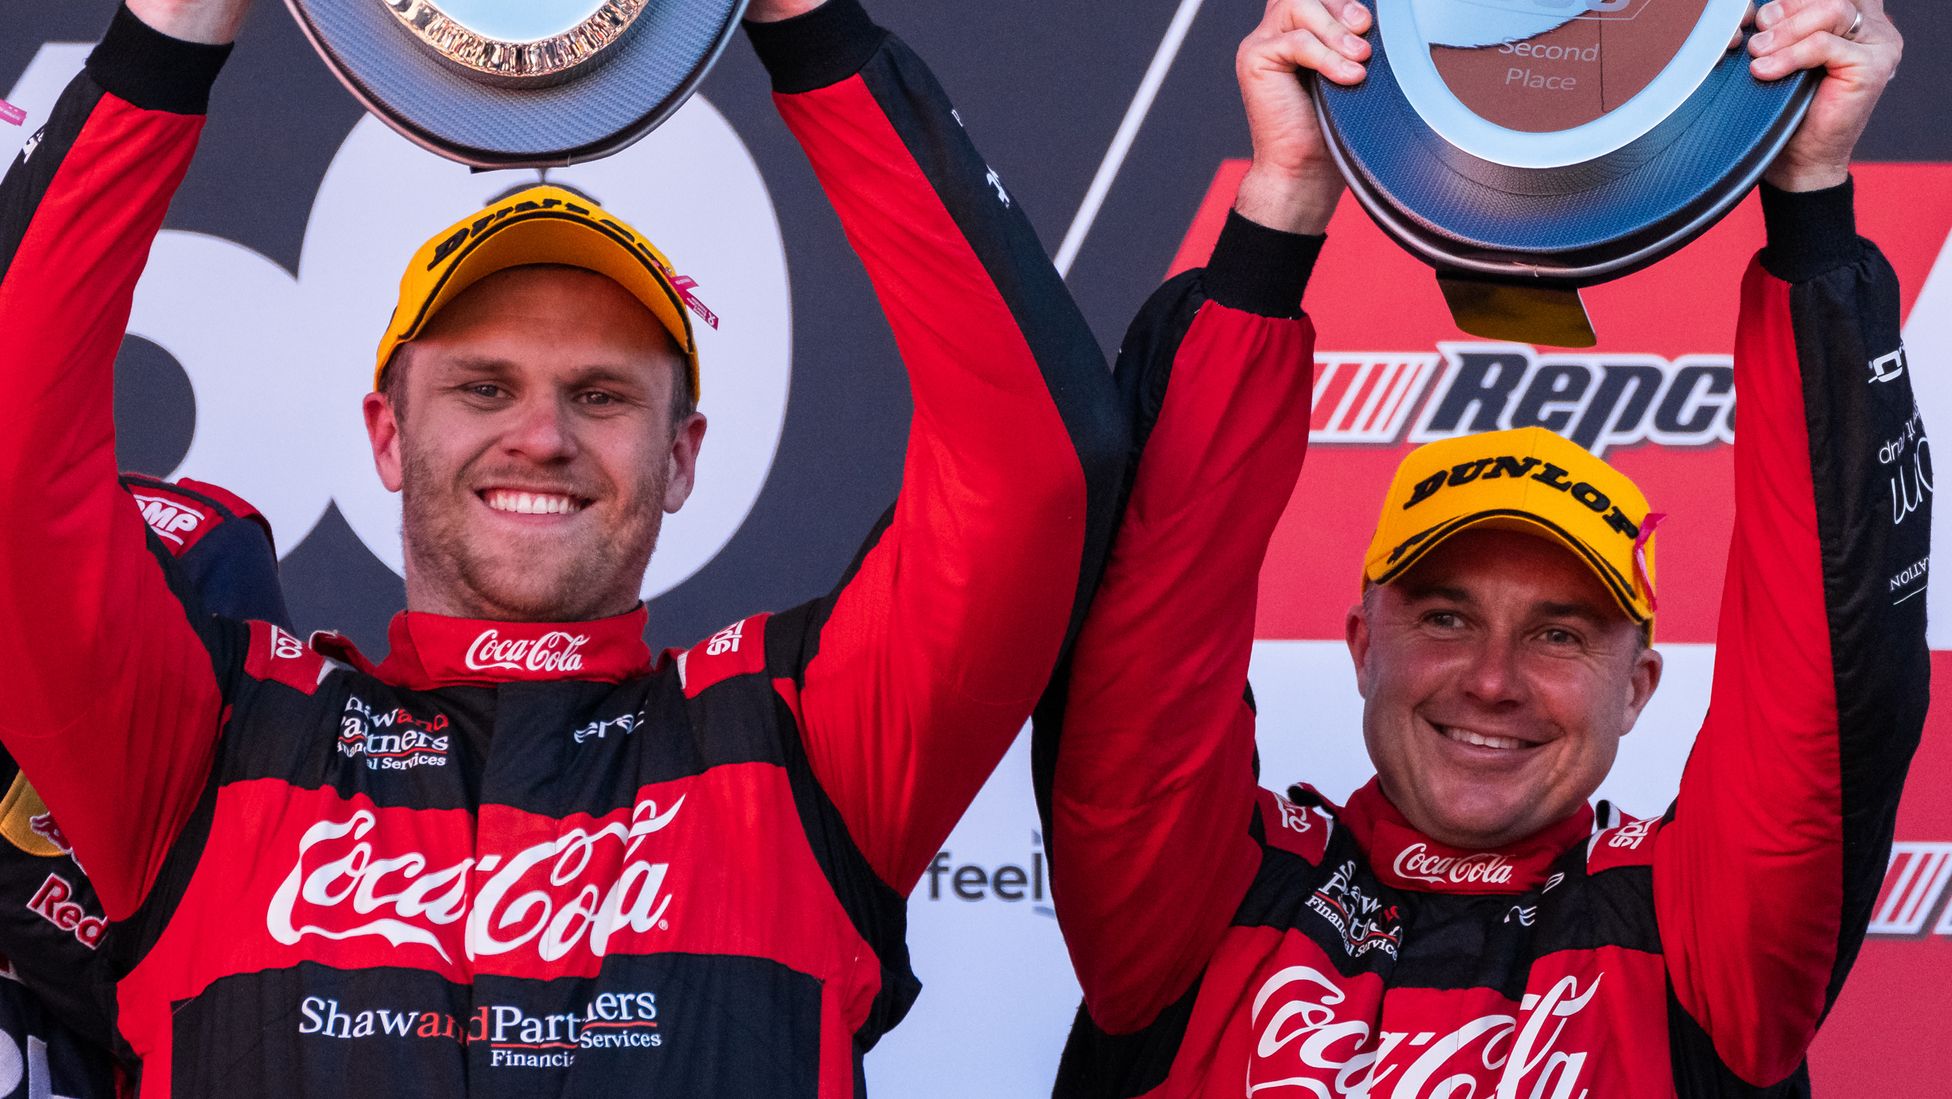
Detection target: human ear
<box><xmin>1345</xmin><ymin>600</ymin><xmax>1373</xmax><ymax>698</ymax></box>
<box><xmin>662</xmin><ymin>412</ymin><xmax>707</xmax><ymax>514</ymax></box>
<box><xmin>363</xmin><ymin>391</ymin><xmax>404</xmax><ymax>493</ymax></box>
<box><xmin>1619</xmin><ymin>645</ymin><xmax>1663</xmax><ymax>735</ymax></box>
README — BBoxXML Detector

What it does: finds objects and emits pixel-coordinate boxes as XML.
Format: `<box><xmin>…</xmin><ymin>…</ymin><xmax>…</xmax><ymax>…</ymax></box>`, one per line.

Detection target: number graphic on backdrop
<box><xmin>7</xmin><ymin>47</ymin><xmax>792</xmax><ymax>601</ymax></box>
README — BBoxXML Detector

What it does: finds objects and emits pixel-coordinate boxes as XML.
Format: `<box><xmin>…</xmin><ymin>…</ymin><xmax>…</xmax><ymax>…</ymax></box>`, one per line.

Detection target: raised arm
<box><xmin>1035</xmin><ymin>0</ymin><xmax>1367</xmax><ymax>1037</ymax></box>
<box><xmin>743</xmin><ymin>0</ymin><xmax>1127</xmax><ymax>894</ymax></box>
<box><xmin>0</xmin><ymin>3</ymin><xmax>245</xmax><ymax>919</ymax></box>
<box><xmin>1656</xmin><ymin>2</ymin><xmax>1925</xmax><ymax>1084</ymax></box>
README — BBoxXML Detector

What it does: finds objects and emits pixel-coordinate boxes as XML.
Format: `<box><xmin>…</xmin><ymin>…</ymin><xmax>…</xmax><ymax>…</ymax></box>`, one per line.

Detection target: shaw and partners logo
<box><xmin>338</xmin><ymin>695</ymin><xmax>451</xmax><ymax>771</ymax></box>
<box><xmin>465</xmin><ymin>629</ymin><xmax>589</xmax><ymax>675</ymax></box>
<box><xmin>1310</xmin><ymin>343</ymin><xmax>1733</xmax><ymax>457</ymax></box>
<box><xmin>1248</xmin><ymin>964</ymin><xmax>1602</xmax><ymax>1097</ymax></box>
<box><xmin>1307</xmin><ymin>860</ymin><xmax>1402</xmax><ymax>960</ymax></box>
<box><xmin>298</xmin><ymin>988</ymin><xmax>663</xmax><ymax>1069</ymax></box>
<box><xmin>267</xmin><ymin>795</ymin><xmax>685</xmax><ymax>964</ymax></box>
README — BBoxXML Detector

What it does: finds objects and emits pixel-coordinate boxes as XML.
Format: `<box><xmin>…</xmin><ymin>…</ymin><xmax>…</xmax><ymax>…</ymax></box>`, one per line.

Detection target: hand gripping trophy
<box><xmin>1310</xmin><ymin>0</ymin><xmax>1829</xmax><ymax>344</ymax></box>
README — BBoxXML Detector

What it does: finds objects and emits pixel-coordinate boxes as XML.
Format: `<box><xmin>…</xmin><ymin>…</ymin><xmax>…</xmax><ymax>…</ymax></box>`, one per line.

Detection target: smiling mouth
<box><xmin>480</xmin><ymin>489</ymin><xmax>591</xmax><ymax>516</ymax></box>
<box><xmin>1434</xmin><ymin>724</ymin><xmax>1536</xmax><ymax>752</ymax></box>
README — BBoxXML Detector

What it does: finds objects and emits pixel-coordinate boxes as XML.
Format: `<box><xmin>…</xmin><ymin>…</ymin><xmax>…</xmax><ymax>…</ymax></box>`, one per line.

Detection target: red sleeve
<box><xmin>0</xmin><ymin>9</ymin><xmax>236</xmax><ymax>919</ymax></box>
<box><xmin>1045</xmin><ymin>214</ymin><xmax>1320</xmax><ymax>1033</ymax></box>
<box><xmin>1655</xmin><ymin>182</ymin><xmax>1931</xmax><ymax>1085</ymax></box>
<box><xmin>745</xmin><ymin>1</ymin><xmax>1126</xmax><ymax>894</ymax></box>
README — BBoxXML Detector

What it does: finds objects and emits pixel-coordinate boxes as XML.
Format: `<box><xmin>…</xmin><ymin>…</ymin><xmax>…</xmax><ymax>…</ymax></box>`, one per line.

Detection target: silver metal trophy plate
<box><xmin>287</xmin><ymin>0</ymin><xmax>749</xmax><ymax>168</ymax></box>
<box><xmin>1313</xmin><ymin>0</ymin><xmax>1816</xmax><ymax>345</ymax></box>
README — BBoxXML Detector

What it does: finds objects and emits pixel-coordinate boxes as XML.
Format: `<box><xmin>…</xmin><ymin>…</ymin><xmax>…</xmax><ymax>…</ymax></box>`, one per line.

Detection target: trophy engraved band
<box><xmin>380</xmin><ymin>0</ymin><xmax>651</xmax><ymax>86</ymax></box>
<box><xmin>287</xmin><ymin>0</ymin><xmax>749</xmax><ymax>168</ymax></box>
<box><xmin>1313</xmin><ymin>0</ymin><xmax>1817</xmax><ymax>345</ymax></box>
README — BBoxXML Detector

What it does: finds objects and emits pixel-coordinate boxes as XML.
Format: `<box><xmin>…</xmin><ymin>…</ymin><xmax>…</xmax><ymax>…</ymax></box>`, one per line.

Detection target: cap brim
<box><xmin>1371</xmin><ymin>509</ymin><xmax>1649</xmax><ymax>624</ymax></box>
<box><xmin>284</xmin><ymin>0</ymin><xmax>747</xmax><ymax>168</ymax></box>
<box><xmin>390</xmin><ymin>208</ymin><xmax>698</xmax><ymax>396</ymax></box>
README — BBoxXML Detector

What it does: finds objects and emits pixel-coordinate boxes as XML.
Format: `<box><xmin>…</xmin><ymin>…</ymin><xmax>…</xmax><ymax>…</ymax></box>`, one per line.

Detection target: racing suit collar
<box><xmin>1338</xmin><ymin>777</ymin><xmax>1593</xmax><ymax>895</ymax></box>
<box><xmin>339</xmin><ymin>606</ymin><xmax>656</xmax><ymax>689</ymax></box>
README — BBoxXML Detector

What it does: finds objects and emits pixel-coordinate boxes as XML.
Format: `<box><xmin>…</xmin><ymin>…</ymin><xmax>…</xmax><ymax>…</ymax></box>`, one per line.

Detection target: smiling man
<box><xmin>0</xmin><ymin>0</ymin><xmax>1121</xmax><ymax>1093</ymax></box>
<box><xmin>1036</xmin><ymin>0</ymin><xmax>1927</xmax><ymax>1095</ymax></box>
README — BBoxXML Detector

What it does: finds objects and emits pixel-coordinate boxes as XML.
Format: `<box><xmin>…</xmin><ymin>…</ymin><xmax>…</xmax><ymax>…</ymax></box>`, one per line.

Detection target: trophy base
<box><xmin>1437</xmin><ymin>274</ymin><xmax>1595</xmax><ymax>349</ymax></box>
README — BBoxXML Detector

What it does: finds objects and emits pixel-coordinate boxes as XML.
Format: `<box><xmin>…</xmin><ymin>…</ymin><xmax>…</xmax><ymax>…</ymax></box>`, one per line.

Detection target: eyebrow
<box><xmin>1399</xmin><ymin>583</ymin><xmax>1475</xmax><ymax>606</ymax></box>
<box><xmin>428</xmin><ymin>356</ymin><xmax>653</xmax><ymax>391</ymax></box>
<box><xmin>1400</xmin><ymin>584</ymin><xmax>1611</xmax><ymax>625</ymax></box>
<box><xmin>1532</xmin><ymin>600</ymin><xmax>1613</xmax><ymax>626</ymax></box>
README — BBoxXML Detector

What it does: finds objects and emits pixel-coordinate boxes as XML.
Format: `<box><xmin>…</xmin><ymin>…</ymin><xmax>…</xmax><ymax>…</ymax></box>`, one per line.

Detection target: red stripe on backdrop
<box><xmin>1168</xmin><ymin>163</ymin><xmax>1952</xmax><ymax>645</ymax></box>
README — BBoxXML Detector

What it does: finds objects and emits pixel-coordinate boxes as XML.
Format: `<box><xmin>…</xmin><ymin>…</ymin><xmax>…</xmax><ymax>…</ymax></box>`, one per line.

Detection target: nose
<box><xmin>1458</xmin><ymin>633</ymin><xmax>1528</xmax><ymax>709</ymax></box>
<box><xmin>502</xmin><ymin>392</ymin><xmax>579</xmax><ymax>464</ymax></box>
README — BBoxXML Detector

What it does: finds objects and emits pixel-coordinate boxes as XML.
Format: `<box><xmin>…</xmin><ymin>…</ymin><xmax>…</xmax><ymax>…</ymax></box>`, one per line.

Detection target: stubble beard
<box><xmin>397</xmin><ymin>436</ymin><xmax>667</xmax><ymax>623</ymax></box>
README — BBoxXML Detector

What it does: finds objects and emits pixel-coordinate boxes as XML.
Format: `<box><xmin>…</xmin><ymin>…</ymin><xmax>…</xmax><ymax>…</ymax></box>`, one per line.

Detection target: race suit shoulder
<box><xmin>1037</xmin><ymin>185</ymin><xmax>1928</xmax><ymax>1098</ymax></box>
<box><xmin>0</xmin><ymin>476</ymin><xmax>287</xmax><ymax>1096</ymax></box>
<box><xmin>0</xmin><ymin>2</ymin><xmax>1124</xmax><ymax>1095</ymax></box>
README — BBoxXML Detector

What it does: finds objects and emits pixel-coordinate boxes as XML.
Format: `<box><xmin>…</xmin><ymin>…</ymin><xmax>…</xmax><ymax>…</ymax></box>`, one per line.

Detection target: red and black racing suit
<box><xmin>0</xmin><ymin>477</ymin><xmax>289</xmax><ymax>1099</ymax></box>
<box><xmin>1034</xmin><ymin>191</ymin><xmax>1929</xmax><ymax>1096</ymax></box>
<box><xmin>0</xmin><ymin>3</ymin><xmax>1124</xmax><ymax>1095</ymax></box>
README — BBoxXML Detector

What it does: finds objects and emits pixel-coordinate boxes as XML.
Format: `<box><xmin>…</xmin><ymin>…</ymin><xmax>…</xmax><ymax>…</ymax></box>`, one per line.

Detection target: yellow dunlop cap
<box><xmin>374</xmin><ymin>185</ymin><xmax>701</xmax><ymax>400</ymax></box>
<box><xmin>1362</xmin><ymin>426</ymin><xmax>1660</xmax><ymax>625</ymax></box>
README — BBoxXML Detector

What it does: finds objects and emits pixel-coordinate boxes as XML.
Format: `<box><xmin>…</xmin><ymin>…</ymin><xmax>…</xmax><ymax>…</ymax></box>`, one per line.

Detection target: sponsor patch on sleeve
<box><xmin>130</xmin><ymin>483</ymin><xmax>219</xmax><ymax>555</ymax></box>
<box><xmin>675</xmin><ymin>613</ymin><xmax>769</xmax><ymax>698</ymax></box>
<box><xmin>246</xmin><ymin>621</ymin><xmax>331</xmax><ymax>696</ymax></box>
<box><xmin>1260</xmin><ymin>788</ymin><xmax>1332</xmax><ymax>864</ymax></box>
<box><xmin>1586</xmin><ymin>816</ymin><xmax>1660</xmax><ymax>874</ymax></box>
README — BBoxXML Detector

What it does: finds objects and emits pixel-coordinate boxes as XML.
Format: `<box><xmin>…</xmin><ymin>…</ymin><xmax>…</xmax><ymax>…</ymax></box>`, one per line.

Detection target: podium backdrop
<box><xmin>6</xmin><ymin>2</ymin><xmax>1949</xmax><ymax>1093</ymax></box>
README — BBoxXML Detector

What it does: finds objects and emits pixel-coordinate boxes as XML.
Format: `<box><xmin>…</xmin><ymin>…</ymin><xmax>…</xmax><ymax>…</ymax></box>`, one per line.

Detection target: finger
<box><xmin>1756</xmin><ymin>0</ymin><xmax>1852</xmax><ymax>31</ymax></box>
<box><xmin>1333</xmin><ymin>0</ymin><xmax>1373</xmax><ymax>36</ymax></box>
<box><xmin>1750</xmin><ymin>0</ymin><xmax>1861</xmax><ymax>53</ymax></box>
<box><xmin>1254</xmin><ymin>26</ymin><xmax>1369</xmax><ymax>84</ymax></box>
<box><xmin>1268</xmin><ymin>0</ymin><xmax>1371</xmax><ymax>61</ymax></box>
<box><xmin>1729</xmin><ymin>3</ymin><xmax>1756</xmax><ymax>50</ymax></box>
<box><xmin>1749</xmin><ymin>28</ymin><xmax>1873</xmax><ymax>80</ymax></box>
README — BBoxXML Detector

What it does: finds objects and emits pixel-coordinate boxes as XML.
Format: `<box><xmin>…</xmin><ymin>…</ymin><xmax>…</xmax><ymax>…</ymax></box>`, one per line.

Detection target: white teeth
<box><xmin>485</xmin><ymin>490</ymin><xmax>583</xmax><ymax>516</ymax></box>
<box><xmin>1438</xmin><ymin>725</ymin><xmax>1527</xmax><ymax>751</ymax></box>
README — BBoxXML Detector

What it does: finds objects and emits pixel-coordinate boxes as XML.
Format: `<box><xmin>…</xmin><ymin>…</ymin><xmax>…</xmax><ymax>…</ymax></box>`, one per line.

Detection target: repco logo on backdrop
<box><xmin>268</xmin><ymin>796</ymin><xmax>684</xmax><ymax>964</ymax></box>
<box><xmin>1869</xmin><ymin>842</ymin><xmax>1952</xmax><ymax>938</ymax></box>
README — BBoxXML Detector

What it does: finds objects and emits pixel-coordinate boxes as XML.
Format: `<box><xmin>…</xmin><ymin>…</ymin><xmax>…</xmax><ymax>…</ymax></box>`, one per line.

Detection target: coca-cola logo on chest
<box><xmin>465</xmin><ymin>629</ymin><xmax>590</xmax><ymax>674</ymax></box>
<box><xmin>1248</xmin><ymin>963</ymin><xmax>1603</xmax><ymax>1097</ymax></box>
<box><xmin>1391</xmin><ymin>842</ymin><xmax>1515</xmax><ymax>888</ymax></box>
<box><xmin>267</xmin><ymin>795</ymin><xmax>684</xmax><ymax>964</ymax></box>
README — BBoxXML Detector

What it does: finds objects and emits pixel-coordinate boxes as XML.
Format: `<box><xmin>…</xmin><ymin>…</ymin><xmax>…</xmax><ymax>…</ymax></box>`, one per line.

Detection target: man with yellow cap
<box><xmin>0</xmin><ymin>0</ymin><xmax>1122</xmax><ymax>1094</ymax></box>
<box><xmin>1034</xmin><ymin>0</ymin><xmax>1926</xmax><ymax>1095</ymax></box>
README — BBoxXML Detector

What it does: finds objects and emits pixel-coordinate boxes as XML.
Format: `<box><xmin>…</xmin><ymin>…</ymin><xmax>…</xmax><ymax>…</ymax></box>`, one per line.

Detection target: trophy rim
<box><xmin>1313</xmin><ymin>4</ymin><xmax>1820</xmax><ymax>287</ymax></box>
